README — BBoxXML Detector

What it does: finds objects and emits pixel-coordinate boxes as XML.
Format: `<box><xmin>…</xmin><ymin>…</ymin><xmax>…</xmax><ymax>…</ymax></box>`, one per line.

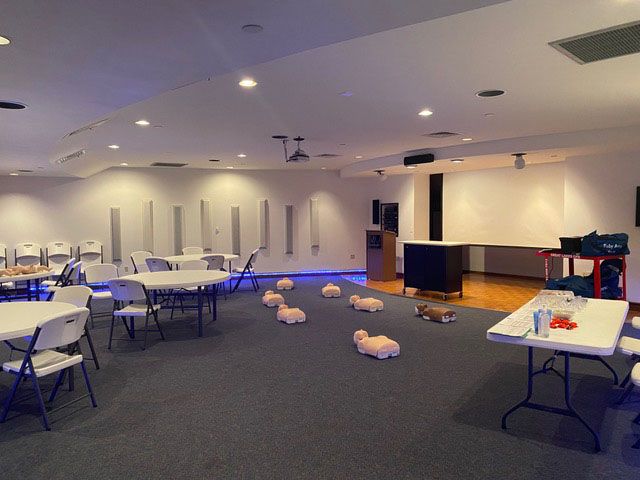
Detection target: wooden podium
<box><xmin>366</xmin><ymin>230</ymin><xmax>396</xmax><ymax>281</ymax></box>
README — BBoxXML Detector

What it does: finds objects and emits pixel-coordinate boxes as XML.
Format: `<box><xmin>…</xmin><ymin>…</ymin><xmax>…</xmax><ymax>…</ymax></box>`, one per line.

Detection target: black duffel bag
<box><xmin>581</xmin><ymin>230</ymin><xmax>630</xmax><ymax>256</ymax></box>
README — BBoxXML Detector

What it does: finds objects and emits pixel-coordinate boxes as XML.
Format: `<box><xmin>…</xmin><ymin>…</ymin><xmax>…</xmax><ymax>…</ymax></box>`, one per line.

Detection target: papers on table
<box><xmin>487</xmin><ymin>311</ymin><xmax>532</xmax><ymax>338</ymax></box>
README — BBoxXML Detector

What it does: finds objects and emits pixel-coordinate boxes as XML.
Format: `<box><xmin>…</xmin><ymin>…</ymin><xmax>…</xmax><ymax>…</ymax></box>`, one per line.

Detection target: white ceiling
<box><xmin>2</xmin><ymin>0</ymin><xmax>640</xmax><ymax>177</ymax></box>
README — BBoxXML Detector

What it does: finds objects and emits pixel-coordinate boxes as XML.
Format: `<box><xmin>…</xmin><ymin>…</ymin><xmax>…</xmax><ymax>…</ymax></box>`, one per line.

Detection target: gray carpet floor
<box><xmin>1</xmin><ymin>275</ymin><xmax>639</xmax><ymax>479</ymax></box>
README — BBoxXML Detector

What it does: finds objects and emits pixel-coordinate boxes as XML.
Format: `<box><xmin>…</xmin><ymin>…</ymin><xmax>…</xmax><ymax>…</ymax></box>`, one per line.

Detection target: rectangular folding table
<box><xmin>487</xmin><ymin>297</ymin><xmax>629</xmax><ymax>451</ymax></box>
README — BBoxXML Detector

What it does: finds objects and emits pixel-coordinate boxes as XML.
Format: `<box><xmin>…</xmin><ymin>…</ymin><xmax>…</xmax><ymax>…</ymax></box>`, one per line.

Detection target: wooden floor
<box><xmin>345</xmin><ymin>272</ymin><xmax>639</xmax><ymax>319</ymax></box>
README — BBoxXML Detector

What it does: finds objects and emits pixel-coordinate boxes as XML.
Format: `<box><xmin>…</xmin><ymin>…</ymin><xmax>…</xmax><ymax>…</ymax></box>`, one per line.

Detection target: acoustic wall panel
<box><xmin>231</xmin><ymin>205</ymin><xmax>241</xmax><ymax>255</ymax></box>
<box><xmin>142</xmin><ymin>200</ymin><xmax>154</xmax><ymax>254</ymax></box>
<box><xmin>172</xmin><ymin>204</ymin><xmax>185</xmax><ymax>255</ymax></box>
<box><xmin>109</xmin><ymin>206</ymin><xmax>122</xmax><ymax>262</ymax></box>
<box><xmin>201</xmin><ymin>199</ymin><xmax>213</xmax><ymax>252</ymax></box>
<box><xmin>284</xmin><ymin>204</ymin><xmax>294</xmax><ymax>254</ymax></box>
<box><xmin>258</xmin><ymin>199</ymin><xmax>268</xmax><ymax>249</ymax></box>
<box><xmin>310</xmin><ymin>198</ymin><xmax>319</xmax><ymax>247</ymax></box>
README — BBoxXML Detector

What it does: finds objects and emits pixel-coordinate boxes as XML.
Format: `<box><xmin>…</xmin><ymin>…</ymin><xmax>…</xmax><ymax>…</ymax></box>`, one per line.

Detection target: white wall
<box><xmin>443</xmin><ymin>162</ymin><xmax>565</xmax><ymax>248</ymax></box>
<box><xmin>564</xmin><ymin>152</ymin><xmax>640</xmax><ymax>301</ymax></box>
<box><xmin>0</xmin><ymin>168</ymin><xmax>373</xmax><ymax>274</ymax></box>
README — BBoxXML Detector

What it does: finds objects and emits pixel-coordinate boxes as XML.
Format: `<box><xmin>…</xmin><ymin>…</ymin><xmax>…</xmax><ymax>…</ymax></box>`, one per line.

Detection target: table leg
<box><xmin>501</xmin><ymin>348</ymin><xmax>601</xmax><ymax>452</ymax></box>
<box><xmin>593</xmin><ymin>259</ymin><xmax>601</xmax><ymax>299</ymax></box>
<box><xmin>197</xmin><ymin>286</ymin><xmax>203</xmax><ymax>337</ymax></box>
<box><xmin>27</xmin><ymin>280</ymin><xmax>32</xmax><ymax>301</ymax></box>
<box><xmin>35</xmin><ymin>279</ymin><xmax>41</xmax><ymax>301</ymax></box>
<box><xmin>569</xmin><ymin>258</ymin><xmax>575</xmax><ymax>276</ymax></box>
<box><xmin>228</xmin><ymin>261</ymin><xmax>233</xmax><ymax>293</ymax></box>
<box><xmin>211</xmin><ymin>284</ymin><xmax>217</xmax><ymax>322</ymax></box>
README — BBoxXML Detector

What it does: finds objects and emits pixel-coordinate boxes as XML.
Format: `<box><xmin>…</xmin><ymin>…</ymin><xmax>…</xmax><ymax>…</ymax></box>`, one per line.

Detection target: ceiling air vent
<box><xmin>150</xmin><ymin>162</ymin><xmax>188</xmax><ymax>168</ymax></box>
<box><xmin>313</xmin><ymin>153</ymin><xmax>342</xmax><ymax>158</ymax></box>
<box><xmin>423</xmin><ymin>131</ymin><xmax>459</xmax><ymax>138</ymax></box>
<box><xmin>55</xmin><ymin>149</ymin><xmax>86</xmax><ymax>165</ymax></box>
<box><xmin>549</xmin><ymin>20</ymin><xmax>640</xmax><ymax>64</ymax></box>
<box><xmin>62</xmin><ymin>118</ymin><xmax>110</xmax><ymax>139</ymax></box>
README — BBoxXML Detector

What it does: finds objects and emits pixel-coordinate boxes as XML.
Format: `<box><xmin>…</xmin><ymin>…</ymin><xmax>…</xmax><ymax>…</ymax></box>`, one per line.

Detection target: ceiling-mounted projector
<box><xmin>272</xmin><ymin>135</ymin><xmax>310</xmax><ymax>163</ymax></box>
<box><xmin>404</xmin><ymin>153</ymin><xmax>434</xmax><ymax>166</ymax></box>
<box><xmin>512</xmin><ymin>152</ymin><xmax>526</xmax><ymax>170</ymax></box>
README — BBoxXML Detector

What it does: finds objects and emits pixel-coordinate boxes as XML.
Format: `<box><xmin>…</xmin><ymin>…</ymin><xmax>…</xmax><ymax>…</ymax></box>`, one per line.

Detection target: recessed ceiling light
<box><xmin>237</xmin><ymin>153</ymin><xmax>247</xmax><ymax>158</ymax></box>
<box><xmin>476</xmin><ymin>89</ymin><xmax>505</xmax><ymax>98</ymax></box>
<box><xmin>9</xmin><ymin>172</ymin><xmax>18</xmax><ymax>176</ymax></box>
<box><xmin>355</xmin><ymin>155</ymin><xmax>363</xmax><ymax>159</ymax></box>
<box><xmin>451</xmin><ymin>158</ymin><xmax>464</xmax><ymax>163</ymax></box>
<box><xmin>406</xmin><ymin>165</ymin><xmax>417</xmax><ymax>169</ymax></box>
<box><xmin>418</xmin><ymin>109</ymin><xmax>434</xmax><ymax>117</ymax></box>
<box><xmin>134</xmin><ymin>119</ymin><xmax>150</xmax><ymax>126</ymax></box>
<box><xmin>0</xmin><ymin>101</ymin><xmax>27</xmax><ymax>110</ymax></box>
<box><xmin>120</xmin><ymin>162</ymin><xmax>129</xmax><ymax>166</ymax></box>
<box><xmin>462</xmin><ymin>137</ymin><xmax>473</xmax><ymax>142</ymax></box>
<box><xmin>108</xmin><ymin>144</ymin><xmax>120</xmax><ymax>150</ymax></box>
<box><xmin>321</xmin><ymin>167</ymin><xmax>327</xmax><ymax>170</ymax></box>
<box><xmin>241</xmin><ymin>24</ymin><xmax>263</xmax><ymax>33</ymax></box>
<box><xmin>339</xmin><ymin>91</ymin><xmax>353</xmax><ymax>97</ymax></box>
<box><xmin>484</xmin><ymin>112</ymin><xmax>495</xmax><ymax>117</ymax></box>
<box><xmin>226</xmin><ymin>166</ymin><xmax>234</xmax><ymax>169</ymax></box>
<box><xmin>239</xmin><ymin>78</ymin><xmax>257</xmax><ymax>88</ymax></box>
<box><xmin>0</xmin><ymin>35</ymin><xmax>10</xmax><ymax>46</ymax></box>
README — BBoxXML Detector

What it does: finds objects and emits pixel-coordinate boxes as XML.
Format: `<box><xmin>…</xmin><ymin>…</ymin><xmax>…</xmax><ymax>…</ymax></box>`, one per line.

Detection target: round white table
<box><xmin>0</xmin><ymin>301</ymin><xmax>76</xmax><ymax>342</ymax></box>
<box><xmin>0</xmin><ymin>271</ymin><xmax>53</xmax><ymax>301</ymax></box>
<box><xmin>121</xmin><ymin>270</ymin><xmax>230</xmax><ymax>337</ymax></box>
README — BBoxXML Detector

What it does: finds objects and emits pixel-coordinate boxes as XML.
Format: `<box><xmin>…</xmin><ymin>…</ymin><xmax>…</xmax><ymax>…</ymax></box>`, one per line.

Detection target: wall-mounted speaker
<box><xmin>258</xmin><ymin>199</ymin><xmax>269</xmax><ymax>249</ymax></box>
<box><xmin>109</xmin><ymin>206</ymin><xmax>122</xmax><ymax>262</ymax></box>
<box><xmin>372</xmin><ymin>199</ymin><xmax>380</xmax><ymax>224</ymax></box>
<box><xmin>172</xmin><ymin>205</ymin><xmax>185</xmax><ymax>255</ymax></box>
<box><xmin>284</xmin><ymin>204</ymin><xmax>294</xmax><ymax>254</ymax></box>
<box><xmin>231</xmin><ymin>205</ymin><xmax>241</xmax><ymax>255</ymax></box>
<box><xmin>200</xmin><ymin>199</ymin><xmax>213</xmax><ymax>252</ymax></box>
<box><xmin>142</xmin><ymin>200</ymin><xmax>154</xmax><ymax>254</ymax></box>
<box><xmin>310</xmin><ymin>198</ymin><xmax>319</xmax><ymax>247</ymax></box>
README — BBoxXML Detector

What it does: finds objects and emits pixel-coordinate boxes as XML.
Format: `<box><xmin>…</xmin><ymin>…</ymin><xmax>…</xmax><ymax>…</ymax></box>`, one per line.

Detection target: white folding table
<box><xmin>164</xmin><ymin>254</ymin><xmax>238</xmax><ymax>292</ymax></box>
<box><xmin>0</xmin><ymin>271</ymin><xmax>53</xmax><ymax>301</ymax></box>
<box><xmin>121</xmin><ymin>270</ymin><xmax>229</xmax><ymax>337</ymax></box>
<box><xmin>487</xmin><ymin>297</ymin><xmax>629</xmax><ymax>451</ymax></box>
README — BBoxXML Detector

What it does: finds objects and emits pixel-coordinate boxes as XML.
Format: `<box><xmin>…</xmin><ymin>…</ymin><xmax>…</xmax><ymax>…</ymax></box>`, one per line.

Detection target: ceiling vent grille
<box><xmin>62</xmin><ymin>118</ymin><xmax>110</xmax><ymax>139</ymax></box>
<box><xmin>150</xmin><ymin>162</ymin><xmax>188</xmax><ymax>168</ymax></box>
<box><xmin>549</xmin><ymin>21</ymin><xmax>640</xmax><ymax>64</ymax></box>
<box><xmin>313</xmin><ymin>153</ymin><xmax>342</xmax><ymax>158</ymax></box>
<box><xmin>423</xmin><ymin>131</ymin><xmax>459</xmax><ymax>138</ymax></box>
<box><xmin>55</xmin><ymin>149</ymin><xmax>86</xmax><ymax>165</ymax></box>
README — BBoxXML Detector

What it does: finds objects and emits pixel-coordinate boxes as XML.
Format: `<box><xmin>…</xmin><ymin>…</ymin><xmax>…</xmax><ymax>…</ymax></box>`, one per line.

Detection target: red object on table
<box><xmin>536</xmin><ymin>249</ymin><xmax>627</xmax><ymax>301</ymax></box>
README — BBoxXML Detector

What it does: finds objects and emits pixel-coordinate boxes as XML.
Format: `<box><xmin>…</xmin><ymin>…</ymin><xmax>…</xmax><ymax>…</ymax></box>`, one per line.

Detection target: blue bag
<box><xmin>580</xmin><ymin>230</ymin><xmax>629</xmax><ymax>256</ymax></box>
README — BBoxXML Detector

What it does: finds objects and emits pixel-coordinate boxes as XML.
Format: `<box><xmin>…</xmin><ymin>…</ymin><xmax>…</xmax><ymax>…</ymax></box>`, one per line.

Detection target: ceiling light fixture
<box><xmin>226</xmin><ymin>166</ymin><xmax>234</xmax><ymax>169</ymax></box>
<box><xmin>9</xmin><ymin>172</ymin><xmax>18</xmax><ymax>176</ymax></box>
<box><xmin>512</xmin><ymin>152</ymin><xmax>526</xmax><ymax>170</ymax></box>
<box><xmin>355</xmin><ymin>155</ymin><xmax>363</xmax><ymax>159</ymax></box>
<box><xmin>0</xmin><ymin>101</ymin><xmax>27</xmax><ymax>110</ymax></box>
<box><xmin>241</xmin><ymin>24</ymin><xmax>263</xmax><ymax>33</ymax></box>
<box><xmin>476</xmin><ymin>89</ymin><xmax>505</xmax><ymax>98</ymax></box>
<box><xmin>321</xmin><ymin>167</ymin><xmax>327</xmax><ymax>170</ymax></box>
<box><xmin>272</xmin><ymin>135</ymin><xmax>310</xmax><ymax>163</ymax></box>
<box><xmin>120</xmin><ymin>162</ymin><xmax>129</xmax><ymax>166</ymax></box>
<box><xmin>134</xmin><ymin>119</ymin><xmax>150</xmax><ymax>126</ymax></box>
<box><xmin>339</xmin><ymin>91</ymin><xmax>353</xmax><ymax>97</ymax></box>
<box><xmin>462</xmin><ymin>137</ymin><xmax>473</xmax><ymax>142</ymax></box>
<box><xmin>239</xmin><ymin>78</ymin><xmax>257</xmax><ymax>88</ymax></box>
<box><xmin>406</xmin><ymin>165</ymin><xmax>417</xmax><ymax>169</ymax></box>
<box><xmin>237</xmin><ymin>153</ymin><xmax>247</xmax><ymax>158</ymax></box>
<box><xmin>0</xmin><ymin>35</ymin><xmax>10</xmax><ymax>46</ymax></box>
<box><xmin>484</xmin><ymin>112</ymin><xmax>495</xmax><ymax>117</ymax></box>
<box><xmin>418</xmin><ymin>109</ymin><xmax>434</xmax><ymax>117</ymax></box>
<box><xmin>451</xmin><ymin>158</ymin><xmax>464</xmax><ymax>163</ymax></box>
<box><xmin>108</xmin><ymin>144</ymin><xmax>120</xmax><ymax>150</ymax></box>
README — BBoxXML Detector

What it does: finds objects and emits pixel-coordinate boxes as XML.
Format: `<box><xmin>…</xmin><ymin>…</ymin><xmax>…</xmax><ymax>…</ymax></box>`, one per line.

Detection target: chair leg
<box><xmin>232</xmin><ymin>270</ymin><xmax>246</xmax><ymax>292</ymax></box>
<box><xmin>83</xmin><ymin>325</ymin><xmax>100</xmax><ymax>369</ymax></box>
<box><xmin>108</xmin><ymin>314</ymin><xmax>116</xmax><ymax>350</ymax></box>
<box><xmin>48</xmin><ymin>370</ymin><xmax>66</xmax><ymax>403</ymax></box>
<box><xmin>79</xmin><ymin>361</ymin><xmax>98</xmax><ymax>407</ymax></box>
<box><xmin>153</xmin><ymin>309</ymin><xmax>165</xmax><ymax>340</ymax></box>
<box><xmin>170</xmin><ymin>294</ymin><xmax>177</xmax><ymax>319</ymax></box>
<box><xmin>89</xmin><ymin>303</ymin><xmax>95</xmax><ymax>329</ymax></box>
<box><xmin>29</xmin><ymin>374</ymin><xmax>50</xmax><ymax>430</ymax></box>
<box><xmin>0</xmin><ymin>372</ymin><xmax>24</xmax><ymax>423</ymax></box>
<box><xmin>142</xmin><ymin>314</ymin><xmax>150</xmax><ymax>350</ymax></box>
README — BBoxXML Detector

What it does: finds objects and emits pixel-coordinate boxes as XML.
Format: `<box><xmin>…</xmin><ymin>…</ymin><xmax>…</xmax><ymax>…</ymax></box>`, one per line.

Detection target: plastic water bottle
<box><xmin>539</xmin><ymin>311</ymin><xmax>551</xmax><ymax>338</ymax></box>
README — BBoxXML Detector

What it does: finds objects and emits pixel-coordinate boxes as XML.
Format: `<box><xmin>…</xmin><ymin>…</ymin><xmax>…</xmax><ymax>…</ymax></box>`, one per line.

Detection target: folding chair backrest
<box><xmin>0</xmin><ymin>243</ymin><xmax>8</xmax><ymax>268</ymax></box>
<box><xmin>246</xmin><ymin>248</ymin><xmax>260</xmax><ymax>268</ymax></box>
<box><xmin>51</xmin><ymin>285</ymin><xmax>93</xmax><ymax>308</ymax></box>
<box><xmin>202</xmin><ymin>255</ymin><xmax>224</xmax><ymax>270</ymax></box>
<box><xmin>130</xmin><ymin>251</ymin><xmax>151</xmax><ymax>273</ymax></box>
<box><xmin>78</xmin><ymin>240</ymin><xmax>103</xmax><ymax>269</ymax></box>
<box><xmin>84</xmin><ymin>263</ymin><xmax>118</xmax><ymax>284</ymax></box>
<box><xmin>146</xmin><ymin>257</ymin><xmax>171</xmax><ymax>272</ymax></box>
<box><xmin>108</xmin><ymin>278</ymin><xmax>147</xmax><ymax>302</ymax></box>
<box><xmin>55</xmin><ymin>258</ymin><xmax>76</xmax><ymax>285</ymax></box>
<box><xmin>66</xmin><ymin>261</ymin><xmax>83</xmax><ymax>285</ymax></box>
<box><xmin>15</xmin><ymin>242</ymin><xmax>42</xmax><ymax>266</ymax></box>
<box><xmin>182</xmin><ymin>246</ymin><xmax>204</xmax><ymax>255</ymax></box>
<box><xmin>46</xmin><ymin>242</ymin><xmax>72</xmax><ymax>271</ymax></box>
<box><xmin>34</xmin><ymin>307</ymin><xmax>90</xmax><ymax>350</ymax></box>
<box><xmin>181</xmin><ymin>259</ymin><xmax>208</xmax><ymax>270</ymax></box>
